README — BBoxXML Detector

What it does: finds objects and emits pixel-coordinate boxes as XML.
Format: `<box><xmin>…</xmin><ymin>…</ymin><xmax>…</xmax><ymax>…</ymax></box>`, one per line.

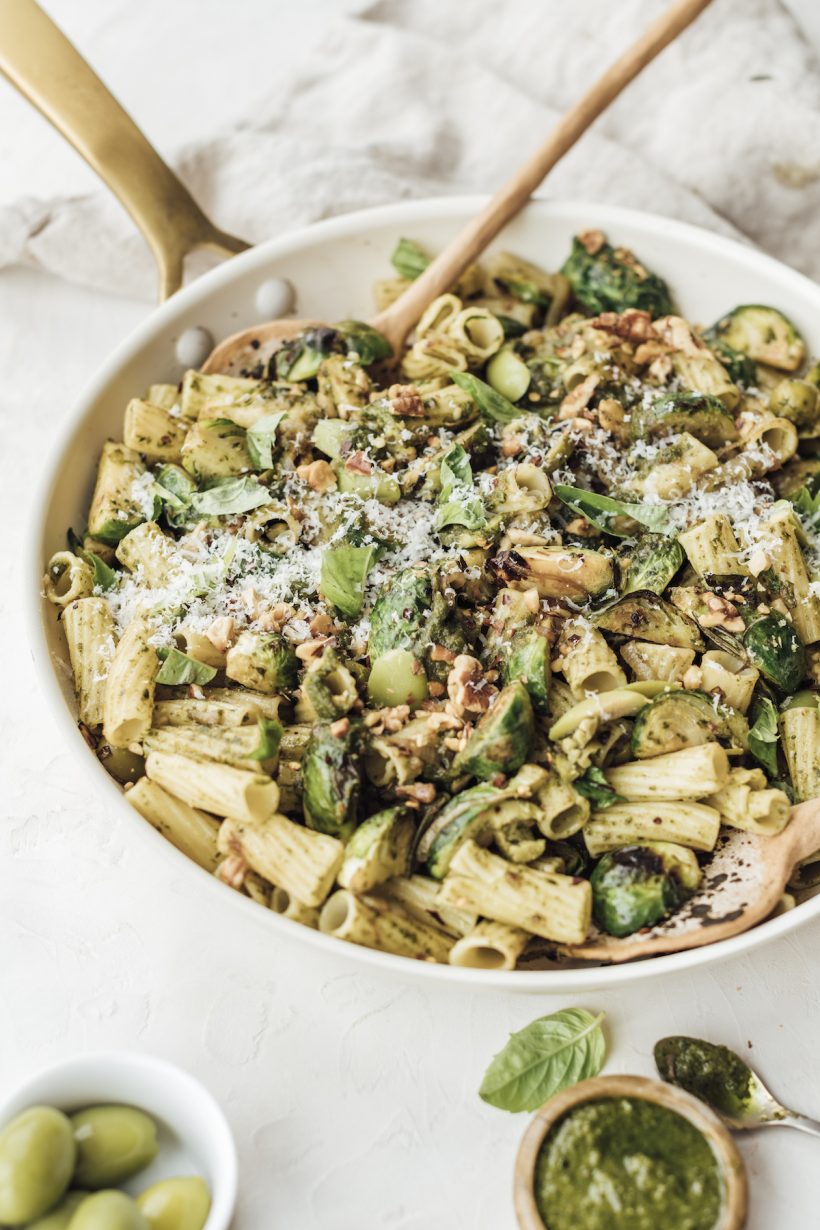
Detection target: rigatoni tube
<box><xmin>780</xmin><ymin>706</ymin><xmax>820</xmax><ymax>803</ymax></box>
<box><xmin>319</xmin><ymin>890</ymin><xmax>453</xmax><ymax>962</ymax></box>
<box><xmin>605</xmin><ymin>745</ymin><xmax>729</xmax><ymax>802</ymax></box>
<box><xmin>219</xmin><ymin>813</ymin><xmax>342</xmax><ymax>907</ymax></box>
<box><xmin>103</xmin><ymin>616</ymin><xmax>158</xmax><ymax>747</ymax></box>
<box><xmin>449</xmin><ymin>920</ymin><xmax>529</xmax><ymax>970</ymax></box>
<box><xmin>145</xmin><ymin>750</ymin><xmax>278</xmax><ymax>823</ymax></box>
<box><xmin>583</xmin><ymin>802</ymin><xmax>721</xmax><ymax>856</ymax></box>
<box><xmin>62</xmin><ymin>597</ymin><xmax>116</xmax><ymax>728</ymax></box>
<box><xmin>705</xmin><ymin>767</ymin><xmax>791</xmax><ymax>836</ymax></box>
<box><xmin>125</xmin><ymin>777</ymin><xmax>220</xmax><ymax>871</ymax></box>
<box><xmin>438</xmin><ymin>840</ymin><xmax>591</xmax><ymax>945</ymax></box>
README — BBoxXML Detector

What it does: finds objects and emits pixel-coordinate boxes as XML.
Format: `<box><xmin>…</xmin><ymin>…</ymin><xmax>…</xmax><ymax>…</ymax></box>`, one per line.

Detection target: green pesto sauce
<box><xmin>534</xmin><ymin>1097</ymin><xmax>722</xmax><ymax>1230</ymax></box>
<box><xmin>655</xmin><ymin>1036</ymin><xmax>753</xmax><ymax>1118</ymax></box>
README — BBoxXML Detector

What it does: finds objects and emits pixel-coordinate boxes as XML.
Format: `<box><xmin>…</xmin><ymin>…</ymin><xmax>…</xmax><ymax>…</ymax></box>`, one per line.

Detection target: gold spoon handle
<box><xmin>372</xmin><ymin>0</ymin><xmax>715</xmax><ymax>352</ymax></box>
<box><xmin>0</xmin><ymin>0</ymin><xmax>249</xmax><ymax>300</ymax></box>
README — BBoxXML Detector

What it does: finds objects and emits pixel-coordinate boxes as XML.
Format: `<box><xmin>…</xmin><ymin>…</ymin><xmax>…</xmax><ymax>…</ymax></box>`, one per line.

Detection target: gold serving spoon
<box><xmin>202</xmin><ymin>0</ymin><xmax>716</xmax><ymax>374</ymax></box>
<box><xmin>560</xmin><ymin>799</ymin><xmax>820</xmax><ymax>964</ymax></box>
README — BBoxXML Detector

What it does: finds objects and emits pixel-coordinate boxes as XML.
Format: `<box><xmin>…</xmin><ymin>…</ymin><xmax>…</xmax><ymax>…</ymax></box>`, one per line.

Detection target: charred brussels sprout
<box><xmin>631</xmin><ymin>689</ymin><xmax>747</xmax><ymax>758</ymax></box>
<box><xmin>769</xmin><ymin>378</ymin><xmax>819</xmax><ymax>430</ymax></box>
<box><xmin>504</xmin><ymin>628</ymin><xmax>550</xmax><ymax>714</ymax></box>
<box><xmin>708</xmin><ymin>340</ymin><xmax>758</xmax><ymax>387</ymax></box>
<box><xmin>631</xmin><ymin>391</ymin><xmax>738</xmax><ymax>448</ymax></box>
<box><xmin>591</xmin><ymin>842</ymin><xmax>701</xmax><ymax>937</ymax></box>
<box><xmin>368</xmin><ymin>567</ymin><xmax>433</xmax><ymax>660</ymax></box>
<box><xmin>594</xmin><ymin>590</ymin><xmax>704</xmax><ymax>650</ymax></box>
<box><xmin>336</xmin><ymin>320</ymin><xmax>393</xmax><ymax>365</ymax></box>
<box><xmin>452</xmin><ymin>682</ymin><xmax>534</xmax><ymax>781</ymax></box>
<box><xmin>706</xmin><ymin>305</ymin><xmax>806</xmax><ymax>372</ymax></box>
<box><xmin>560</xmin><ymin>234</ymin><xmax>673</xmax><ymax>317</ymax></box>
<box><xmin>275</xmin><ymin>326</ymin><xmax>342</xmax><ymax>381</ymax></box>
<box><xmin>743</xmin><ymin>614</ymin><xmax>806</xmax><ymax>693</ymax></box>
<box><xmin>302</xmin><ymin>722</ymin><xmax>363</xmax><ymax>837</ymax></box>
<box><xmin>226</xmin><ymin>631</ymin><xmax>299</xmax><ymax>693</ymax></box>
<box><xmin>620</xmin><ymin>535</ymin><xmax>684</xmax><ymax>595</ymax></box>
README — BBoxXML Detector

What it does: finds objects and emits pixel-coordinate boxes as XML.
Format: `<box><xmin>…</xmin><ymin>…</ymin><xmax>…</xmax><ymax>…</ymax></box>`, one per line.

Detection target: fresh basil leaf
<box><xmin>337</xmin><ymin>320</ymin><xmax>393</xmax><ymax>365</ymax></box>
<box><xmin>190</xmin><ymin>476</ymin><xmax>271</xmax><ymax>517</ymax></box>
<box><xmin>791</xmin><ymin>485</ymin><xmax>820</xmax><ymax>528</ymax></box>
<box><xmin>249</xmin><ymin>717</ymin><xmax>283</xmax><ymax>762</ymax></box>
<box><xmin>155</xmin><ymin>648</ymin><xmax>218</xmax><ymax>686</ymax></box>
<box><xmin>748</xmin><ymin>695</ymin><xmax>779</xmax><ymax>777</ymax></box>
<box><xmin>391</xmin><ymin>238</ymin><xmax>430</xmax><ymax>281</ymax></box>
<box><xmin>247</xmin><ymin>412</ymin><xmax>286</xmax><ymax>470</ymax></box>
<box><xmin>574</xmin><ymin>766</ymin><xmax>625</xmax><ymax>810</ymax></box>
<box><xmin>436</xmin><ymin>444</ymin><xmax>486</xmax><ymax>531</ymax></box>
<box><xmin>67</xmin><ymin>529</ymin><xmax>117</xmax><ymax>591</ymax></box>
<box><xmin>498</xmin><ymin>277</ymin><xmax>551</xmax><ymax>308</ymax></box>
<box><xmin>496</xmin><ymin>314</ymin><xmax>528</xmax><ymax>339</ymax></box>
<box><xmin>321</xmin><ymin>544</ymin><xmax>378</xmax><ymax>617</ymax></box>
<box><xmin>554</xmin><ymin>484</ymin><xmax>671</xmax><ymax>537</ymax></box>
<box><xmin>479</xmin><ymin>1008</ymin><xmax>606</xmax><ymax>1113</ymax></box>
<box><xmin>449</xmin><ymin>370</ymin><xmax>520</xmax><ymax>424</ymax></box>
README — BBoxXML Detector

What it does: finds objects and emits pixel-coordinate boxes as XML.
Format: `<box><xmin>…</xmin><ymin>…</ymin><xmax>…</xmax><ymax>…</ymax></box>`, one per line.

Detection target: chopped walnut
<box><xmin>682</xmin><ymin>665</ymin><xmax>703</xmax><ymax>690</ymax></box>
<box><xmin>428</xmin><ymin>681</ymin><xmax>445</xmax><ymax>697</ymax></box>
<box><xmin>295</xmin><ymin>636</ymin><xmax>332</xmax><ymax>662</ymax></box>
<box><xmin>430</xmin><ymin>643</ymin><xmax>456</xmax><ymax>664</ymax></box>
<box><xmin>698</xmin><ymin>593</ymin><xmax>745</xmax><ymax>634</ymax></box>
<box><xmin>296</xmin><ymin>459</ymin><xmax>337</xmax><ymax>492</ymax></box>
<box><xmin>426</xmin><ymin>711</ymin><xmax>463</xmax><ymax>733</ymax></box>
<box><xmin>446</xmin><ymin>654</ymin><xmax>497</xmax><ymax>715</ymax></box>
<box><xmin>596</xmin><ymin>397</ymin><xmax>627</xmax><ymax>440</ymax></box>
<box><xmin>345</xmin><ymin>451</ymin><xmax>373</xmax><ymax>475</ymax></box>
<box><xmin>633</xmin><ymin>339</ymin><xmax>672</xmax><ymax>366</ymax></box>
<box><xmin>309</xmin><ymin>612</ymin><xmax>334</xmax><ymax>636</ymax></box>
<box><xmin>578</xmin><ymin>229</ymin><xmax>606</xmax><ymax>255</ymax></box>
<box><xmin>565</xmin><ymin>516</ymin><xmax>599</xmax><ymax>538</ymax></box>
<box><xmin>653</xmin><ymin>315</ymin><xmax>706</xmax><ymax>356</ymax></box>
<box><xmin>330</xmin><ymin>717</ymin><xmax>350</xmax><ymax>738</ymax></box>
<box><xmin>589</xmin><ymin>309</ymin><xmax>654</xmax><ymax>344</ymax></box>
<box><xmin>216</xmin><ymin>853</ymin><xmax>247</xmax><ymax>890</ymax></box>
<box><xmin>558</xmin><ymin>373</ymin><xmax>600</xmax><ymax>420</ymax></box>
<box><xmin>501</xmin><ymin>434</ymin><xmax>523</xmax><ymax>458</ymax></box>
<box><xmin>386</xmin><ymin>382</ymin><xmax>425</xmax><ymax>417</ymax></box>
<box><xmin>206</xmin><ymin>616</ymin><xmax>237</xmax><ymax>654</ymax></box>
<box><xmin>258</xmin><ymin>602</ymin><xmax>294</xmax><ymax>633</ymax></box>
<box><xmin>379</xmin><ymin>704</ymin><xmax>411</xmax><ymax>733</ymax></box>
<box><xmin>396</xmin><ymin>782</ymin><xmax>437</xmax><ymax>804</ymax></box>
<box><xmin>748</xmin><ymin>548</ymin><xmax>772</xmax><ymax>577</ymax></box>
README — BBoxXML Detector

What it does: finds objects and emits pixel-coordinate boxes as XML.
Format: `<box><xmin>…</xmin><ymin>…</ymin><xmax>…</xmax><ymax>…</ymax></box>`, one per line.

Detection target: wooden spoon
<box><xmin>203</xmin><ymin>0</ymin><xmax>715</xmax><ymax>376</ymax></box>
<box><xmin>559</xmin><ymin>799</ymin><xmax>820</xmax><ymax>964</ymax></box>
<box><xmin>513</xmin><ymin>1075</ymin><xmax>747</xmax><ymax>1230</ymax></box>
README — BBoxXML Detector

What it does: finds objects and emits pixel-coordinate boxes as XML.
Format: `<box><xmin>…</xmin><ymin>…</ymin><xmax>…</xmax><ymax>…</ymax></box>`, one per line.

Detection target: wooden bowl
<box><xmin>513</xmin><ymin>1074</ymin><xmax>748</xmax><ymax>1230</ymax></box>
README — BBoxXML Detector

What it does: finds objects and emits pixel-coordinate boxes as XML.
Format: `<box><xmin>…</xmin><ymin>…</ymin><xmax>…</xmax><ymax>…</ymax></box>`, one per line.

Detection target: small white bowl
<box><xmin>0</xmin><ymin>1051</ymin><xmax>237</xmax><ymax>1228</ymax></box>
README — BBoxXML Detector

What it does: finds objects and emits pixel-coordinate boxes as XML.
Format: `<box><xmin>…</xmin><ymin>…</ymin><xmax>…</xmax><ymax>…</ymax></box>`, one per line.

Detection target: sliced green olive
<box><xmin>367</xmin><ymin>648</ymin><xmax>429</xmax><ymax>708</ymax></box>
<box><xmin>0</xmin><ymin>1106</ymin><xmax>76</xmax><ymax>1224</ymax></box>
<box><xmin>137</xmin><ymin>1176</ymin><xmax>212</xmax><ymax>1230</ymax></box>
<box><xmin>549</xmin><ymin>688</ymin><xmax>649</xmax><ymax>741</ymax></box>
<box><xmin>28</xmin><ymin>1191</ymin><xmax>89</xmax><ymax>1230</ymax></box>
<box><xmin>68</xmin><ymin>1190</ymin><xmax>150</xmax><ymax>1230</ymax></box>
<box><xmin>71</xmin><ymin>1105</ymin><xmax>158</xmax><ymax>1188</ymax></box>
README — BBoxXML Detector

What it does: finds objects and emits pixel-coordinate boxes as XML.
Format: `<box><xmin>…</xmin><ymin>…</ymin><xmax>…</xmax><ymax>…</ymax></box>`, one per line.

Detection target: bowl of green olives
<box><xmin>0</xmin><ymin>1051</ymin><xmax>237</xmax><ymax>1229</ymax></box>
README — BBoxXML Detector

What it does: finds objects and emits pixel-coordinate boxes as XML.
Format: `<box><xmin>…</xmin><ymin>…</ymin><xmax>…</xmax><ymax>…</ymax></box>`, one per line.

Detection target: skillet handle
<box><xmin>0</xmin><ymin>0</ymin><xmax>249</xmax><ymax>300</ymax></box>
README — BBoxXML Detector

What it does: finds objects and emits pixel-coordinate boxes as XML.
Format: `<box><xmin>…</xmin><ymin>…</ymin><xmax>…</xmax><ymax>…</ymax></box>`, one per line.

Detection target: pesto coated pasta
<box><xmin>45</xmin><ymin>229</ymin><xmax>820</xmax><ymax>966</ymax></box>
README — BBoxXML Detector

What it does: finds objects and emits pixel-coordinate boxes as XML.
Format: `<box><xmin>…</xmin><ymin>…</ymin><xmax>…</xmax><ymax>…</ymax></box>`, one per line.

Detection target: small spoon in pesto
<box><xmin>655</xmin><ymin>1036</ymin><xmax>820</xmax><ymax>1140</ymax></box>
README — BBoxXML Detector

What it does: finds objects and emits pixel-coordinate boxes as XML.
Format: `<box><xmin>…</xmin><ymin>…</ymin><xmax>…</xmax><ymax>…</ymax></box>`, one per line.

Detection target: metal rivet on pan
<box><xmin>176</xmin><ymin>326</ymin><xmax>215</xmax><ymax>368</ymax></box>
<box><xmin>255</xmin><ymin>277</ymin><xmax>295</xmax><ymax>319</ymax></box>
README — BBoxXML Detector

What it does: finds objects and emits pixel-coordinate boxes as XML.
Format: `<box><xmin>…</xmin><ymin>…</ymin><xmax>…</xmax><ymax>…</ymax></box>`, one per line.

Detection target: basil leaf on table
<box><xmin>574</xmin><ymin>766</ymin><xmax>624</xmax><ymax>810</ymax></box>
<box><xmin>390</xmin><ymin>237</ymin><xmax>430</xmax><ymax>281</ymax></box>
<box><xmin>155</xmin><ymin>648</ymin><xmax>218</xmax><ymax>686</ymax></box>
<box><xmin>748</xmin><ymin>695</ymin><xmax>780</xmax><ymax>777</ymax></box>
<box><xmin>246</xmin><ymin>411</ymin><xmax>286</xmax><ymax>470</ymax></box>
<box><xmin>479</xmin><ymin>1008</ymin><xmax>606</xmax><ymax>1112</ymax></box>
<box><xmin>189</xmin><ymin>476</ymin><xmax>271</xmax><ymax>517</ymax></box>
<box><xmin>321</xmin><ymin>544</ymin><xmax>378</xmax><ymax>617</ymax></box>
<box><xmin>554</xmin><ymin>484</ymin><xmax>671</xmax><ymax>537</ymax></box>
<box><xmin>449</xmin><ymin>370</ymin><xmax>520</xmax><ymax>424</ymax></box>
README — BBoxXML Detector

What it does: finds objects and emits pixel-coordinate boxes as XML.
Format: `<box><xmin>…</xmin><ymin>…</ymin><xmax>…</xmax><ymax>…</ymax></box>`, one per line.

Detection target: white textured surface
<box><xmin>3</xmin><ymin>2</ymin><xmax>820</xmax><ymax>1226</ymax></box>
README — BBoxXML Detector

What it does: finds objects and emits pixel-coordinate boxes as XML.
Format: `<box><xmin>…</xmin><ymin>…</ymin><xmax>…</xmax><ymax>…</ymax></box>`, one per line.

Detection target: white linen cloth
<box><xmin>2</xmin><ymin>0</ymin><xmax>820</xmax><ymax>299</ymax></box>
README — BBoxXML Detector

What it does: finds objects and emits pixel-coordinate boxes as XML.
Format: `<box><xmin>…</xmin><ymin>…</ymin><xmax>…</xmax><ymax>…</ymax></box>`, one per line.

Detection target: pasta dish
<box><xmin>43</xmin><ymin>230</ymin><xmax>820</xmax><ymax>970</ymax></box>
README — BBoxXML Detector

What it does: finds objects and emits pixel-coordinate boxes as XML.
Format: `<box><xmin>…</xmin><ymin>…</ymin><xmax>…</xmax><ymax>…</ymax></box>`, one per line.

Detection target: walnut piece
<box><xmin>206</xmin><ymin>616</ymin><xmax>237</xmax><ymax>654</ymax></box>
<box><xmin>446</xmin><ymin>654</ymin><xmax>497</xmax><ymax>715</ymax></box>
<box><xmin>296</xmin><ymin>459</ymin><xmax>337</xmax><ymax>492</ymax></box>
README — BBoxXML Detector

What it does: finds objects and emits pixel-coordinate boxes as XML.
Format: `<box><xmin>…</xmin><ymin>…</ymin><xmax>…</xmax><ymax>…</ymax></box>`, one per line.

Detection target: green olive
<box><xmin>28</xmin><ymin>1191</ymin><xmax>89</xmax><ymax>1229</ymax></box>
<box><xmin>486</xmin><ymin>345</ymin><xmax>531</xmax><ymax>402</ymax></box>
<box><xmin>137</xmin><ymin>1176</ymin><xmax>212</xmax><ymax>1230</ymax></box>
<box><xmin>68</xmin><ymin>1191</ymin><xmax>150</xmax><ymax>1230</ymax></box>
<box><xmin>71</xmin><ymin>1105</ymin><xmax>158</xmax><ymax>1188</ymax></box>
<box><xmin>367</xmin><ymin>647</ymin><xmax>428</xmax><ymax>708</ymax></box>
<box><xmin>770</xmin><ymin>378</ymin><xmax>819</xmax><ymax>428</ymax></box>
<box><xmin>0</xmin><ymin>1105</ymin><xmax>76</xmax><ymax>1224</ymax></box>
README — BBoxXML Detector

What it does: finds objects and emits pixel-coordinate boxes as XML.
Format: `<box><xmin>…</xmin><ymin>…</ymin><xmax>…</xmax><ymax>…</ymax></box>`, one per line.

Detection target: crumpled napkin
<box><xmin>2</xmin><ymin>0</ymin><xmax>819</xmax><ymax>300</ymax></box>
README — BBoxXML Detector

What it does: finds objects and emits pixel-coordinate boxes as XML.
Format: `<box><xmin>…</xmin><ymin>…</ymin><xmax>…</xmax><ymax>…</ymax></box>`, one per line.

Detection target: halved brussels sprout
<box><xmin>225</xmin><ymin>631</ymin><xmax>299</xmax><ymax>693</ymax></box>
<box><xmin>630</xmin><ymin>689</ymin><xmax>748</xmax><ymax>759</ymax></box>
<box><xmin>368</xmin><ymin>567</ymin><xmax>433</xmax><ymax>661</ymax></box>
<box><xmin>452</xmin><ymin>682</ymin><xmax>534</xmax><ymax>781</ymax></box>
<box><xmin>560</xmin><ymin>234</ymin><xmax>673</xmax><ymax>317</ymax></box>
<box><xmin>593</xmin><ymin>590</ymin><xmax>704</xmax><ymax>650</ymax></box>
<box><xmin>302</xmin><ymin>722</ymin><xmax>363</xmax><ymax>837</ymax></box>
<box><xmin>619</xmin><ymin>536</ymin><xmax>685</xmax><ymax>596</ymax></box>
<box><xmin>490</xmin><ymin>545</ymin><xmax>615</xmax><ymax>602</ymax></box>
<box><xmin>707</xmin><ymin>305</ymin><xmax>806</xmax><ymax>372</ymax></box>
<box><xmin>302</xmin><ymin>648</ymin><xmax>360</xmax><ymax>719</ymax></box>
<box><xmin>709</xmin><ymin>339</ymin><xmax>757</xmax><ymax>386</ymax></box>
<box><xmin>504</xmin><ymin>628</ymin><xmax>551</xmax><ymax>715</ymax></box>
<box><xmin>772</xmin><ymin>457</ymin><xmax>820</xmax><ymax>500</ymax></box>
<box><xmin>337</xmin><ymin>805</ymin><xmax>415</xmax><ymax>892</ymax></box>
<box><xmin>630</xmin><ymin>391</ymin><xmax>738</xmax><ymax>448</ymax></box>
<box><xmin>743</xmin><ymin>614</ymin><xmax>806</xmax><ymax>693</ymax></box>
<box><xmin>591</xmin><ymin>842</ymin><xmax>701</xmax><ymax>937</ymax></box>
<box><xmin>769</xmin><ymin>378</ymin><xmax>819</xmax><ymax>430</ymax></box>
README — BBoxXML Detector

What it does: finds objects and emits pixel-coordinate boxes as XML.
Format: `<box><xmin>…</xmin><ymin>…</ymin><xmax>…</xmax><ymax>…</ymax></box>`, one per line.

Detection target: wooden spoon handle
<box><xmin>372</xmin><ymin>0</ymin><xmax>714</xmax><ymax>353</ymax></box>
